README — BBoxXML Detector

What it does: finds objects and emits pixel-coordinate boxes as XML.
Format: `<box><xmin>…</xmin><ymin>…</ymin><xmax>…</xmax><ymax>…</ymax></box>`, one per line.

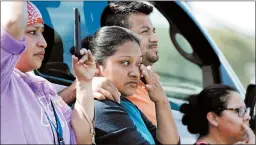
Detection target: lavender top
<box><xmin>1</xmin><ymin>28</ymin><xmax>76</xmax><ymax>144</ymax></box>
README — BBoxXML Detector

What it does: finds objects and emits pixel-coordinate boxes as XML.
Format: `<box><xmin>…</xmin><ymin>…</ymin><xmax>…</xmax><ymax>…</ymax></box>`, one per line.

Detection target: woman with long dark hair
<box><xmin>75</xmin><ymin>26</ymin><xmax>179</xmax><ymax>144</ymax></box>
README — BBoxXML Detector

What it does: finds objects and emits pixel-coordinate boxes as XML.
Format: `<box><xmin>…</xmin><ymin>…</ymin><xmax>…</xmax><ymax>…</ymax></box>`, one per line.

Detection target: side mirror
<box><xmin>244</xmin><ymin>84</ymin><xmax>256</xmax><ymax>132</ymax></box>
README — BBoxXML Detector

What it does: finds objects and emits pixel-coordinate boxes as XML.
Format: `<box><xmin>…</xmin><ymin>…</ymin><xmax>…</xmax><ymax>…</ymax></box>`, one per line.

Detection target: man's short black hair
<box><xmin>100</xmin><ymin>1</ymin><xmax>153</xmax><ymax>28</ymax></box>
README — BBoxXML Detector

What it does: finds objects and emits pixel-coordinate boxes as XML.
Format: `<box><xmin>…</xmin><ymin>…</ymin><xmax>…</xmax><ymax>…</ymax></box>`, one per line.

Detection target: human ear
<box><xmin>207</xmin><ymin>112</ymin><xmax>218</xmax><ymax>127</ymax></box>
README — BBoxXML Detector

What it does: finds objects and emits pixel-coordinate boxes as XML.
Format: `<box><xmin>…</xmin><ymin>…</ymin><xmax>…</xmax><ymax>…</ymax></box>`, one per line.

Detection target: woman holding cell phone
<box><xmin>1</xmin><ymin>1</ymin><xmax>95</xmax><ymax>144</ymax></box>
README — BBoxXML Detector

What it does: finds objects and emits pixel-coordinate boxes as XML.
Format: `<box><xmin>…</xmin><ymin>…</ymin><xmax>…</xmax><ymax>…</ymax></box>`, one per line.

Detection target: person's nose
<box><xmin>128</xmin><ymin>65</ymin><xmax>141</xmax><ymax>80</ymax></box>
<box><xmin>243</xmin><ymin>108</ymin><xmax>251</xmax><ymax>121</ymax></box>
<box><xmin>149</xmin><ymin>31</ymin><xmax>159</xmax><ymax>43</ymax></box>
<box><xmin>37</xmin><ymin>33</ymin><xmax>47</xmax><ymax>49</ymax></box>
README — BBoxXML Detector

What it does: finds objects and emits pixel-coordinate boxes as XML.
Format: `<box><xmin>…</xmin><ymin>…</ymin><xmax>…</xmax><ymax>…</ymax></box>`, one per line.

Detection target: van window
<box><xmin>150</xmin><ymin>5</ymin><xmax>203</xmax><ymax>100</ymax></box>
<box><xmin>33</xmin><ymin>1</ymin><xmax>108</xmax><ymax>85</ymax></box>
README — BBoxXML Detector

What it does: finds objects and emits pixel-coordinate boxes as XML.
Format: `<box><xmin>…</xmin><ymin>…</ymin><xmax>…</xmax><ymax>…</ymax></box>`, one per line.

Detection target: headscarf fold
<box><xmin>27</xmin><ymin>1</ymin><xmax>44</xmax><ymax>26</ymax></box>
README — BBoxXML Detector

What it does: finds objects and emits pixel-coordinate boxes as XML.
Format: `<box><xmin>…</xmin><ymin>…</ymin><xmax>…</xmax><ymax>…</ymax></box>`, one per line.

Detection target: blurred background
<box><xmin>187</xmin><ymin>1</ymin><xmax>255</xmax><ymax>87</ymax></box>
<box><xmin>147</xmin><ymin>1</ymin><xmax>255</xmax><ymax>100</ymax></box>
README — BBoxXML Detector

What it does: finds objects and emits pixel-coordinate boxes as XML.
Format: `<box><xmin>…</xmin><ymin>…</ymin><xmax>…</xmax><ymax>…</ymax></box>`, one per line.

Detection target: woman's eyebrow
<box><xmin>31</xmin><ymin>26</ymin><xmax>45</xmax><ymax>31</ymax></box>
<box><xmin>118</xmin><ymin>55</ymin><xmax>142</xmax><ymax>58</ymax></box>
<box><xmin>118</xmin><ymin>56</ymin><xmax>132</xmax><ymax>58</ymax></box>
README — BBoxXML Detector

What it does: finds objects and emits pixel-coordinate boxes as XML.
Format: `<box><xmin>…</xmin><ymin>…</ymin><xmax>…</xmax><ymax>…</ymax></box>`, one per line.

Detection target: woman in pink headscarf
<box><xmin>1</xmin><ymin>1</ymin><xmax>95</xmax><ymax>144</ymax></box>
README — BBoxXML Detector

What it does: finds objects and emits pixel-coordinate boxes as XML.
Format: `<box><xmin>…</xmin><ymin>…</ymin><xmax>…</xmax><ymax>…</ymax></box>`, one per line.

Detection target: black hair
<box><xmin>70</xmin><ymin>26</ymin><xmax>140</xmax><ymax>65</ymax></box>
<box><xmin>180</xmin><ymin>84</ymin><xmax>237</xmax><ymax>137</ymax></box>
<box><xmin>101</xmin><ymin>1</ymin><xmax>153</xmax><ymax>28</ymax></box>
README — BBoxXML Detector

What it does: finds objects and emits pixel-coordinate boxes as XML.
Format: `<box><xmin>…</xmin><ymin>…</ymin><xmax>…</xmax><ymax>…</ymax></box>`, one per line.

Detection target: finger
<box><xmin>140</xmin><ymin>65</ymin><xmax>144</xmax><ymax>78</ymax></box>
<box><xmin>155</xmin><ymin>73</ymin><xmax>160</xmax><ymax>79</ymax></box>
<box><xmin>140</xmin><ymin>64</ymin><xmax>146</xmax><ymax>71</ymax></box>
<box><xmin>80</xmin><ymin>48</ymin><xmax>87</xmax><ymax>56</ymax></box>
<box><xmin>79</xmin><ymin>50</ymin><xmax>88</xmax><ymax>64</ymax></box>
<box><xmin>242</xmin><ymin>124</ymin><xmax>250</xmax><ymax>129</ymax></box>
<box><xmin>79</xmin><ymin>53</ymin><xmax>89</xmax><ymax>64</ymax></box>
<box><xmin>87</xmin><ymin>50</ymin><xmax>94</xmax><ymax>63</ymax></box>
<box><xmin>97</xmin><ymin>88</ymin><xmax>114</xmax><ymax>101</ymax></box>
<box><xmin>100</xmin><ymin>82</ymin><xmax>119</xmax><ymax>103</ymax></box>
<box><xmin>142</xmin><ymin>69</ymin><xmax>151</xmax><ymax>84</ymax></box>
<box><xmin>116</xmin><ymin>93</ymin><xmax>121</xmax><ymax>104</ymax></box>
<box><xmin>105</xmin><ymin>85</ymin><xmax>120</xmax><ymax>103</ymax></box>
<box><xmin>242</xmin><ymin>124</ymin><xmax>255</xmax><ymax>143</ymax></box>
<box><xmin>147</xmin><ymin>66</ymin><xmax>153</xmax><ymax>72</ymax></box>
<box><xmin>85</xmin><ymin>50</ymin><xmax>96</xmax><ymax>66</ymax></box>
<box><xmin>146</xmin><ymin>66</ymin><xmax>157</xmax><ymax>79</ymax></box>
<box><xmin>106</xmin><ymin>81</ymin><xmax>121</xmax><ymax>102</ymax></box>
<box><xmin>93</xmin><ymin>92</ymin><xmax>106</xmax><ymax>100</ymax></box>
<box><xmin>242</xmin><ymin>124</ymin><xmax>251</xmax><ymax>134</ymax></box>
<box><xmin>244</xmin><ymin>124</ymin><xmax>254</xmax><ymax>135</ymax></box>
<box><xmin>72</xmin><ymin>55</ymin><xmax>79</xmax><ymax>66</ymax></box>
<box><xmin>145</xmin><ymin>84</ymin><xmax>152</xmax><ymax>91</ymax></box>
<box><xmin>72</xmin><ymin>55</ymin><xmax>78</xmax><ymax>62</ymax></box>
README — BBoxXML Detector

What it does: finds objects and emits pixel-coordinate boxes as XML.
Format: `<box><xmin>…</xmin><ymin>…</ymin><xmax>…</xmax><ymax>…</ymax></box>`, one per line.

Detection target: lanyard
<box><xmin>45</xmin><ymin>100</ymin><xmax>65</xmax><ymax>145</ymax></box>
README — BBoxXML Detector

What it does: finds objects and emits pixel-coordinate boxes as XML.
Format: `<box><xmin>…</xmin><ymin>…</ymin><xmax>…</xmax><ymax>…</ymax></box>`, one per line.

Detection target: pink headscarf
<box><xmin>27</xmin><ymin>1</ymin><xmax>44</xmax><ymax>26</ymax></box>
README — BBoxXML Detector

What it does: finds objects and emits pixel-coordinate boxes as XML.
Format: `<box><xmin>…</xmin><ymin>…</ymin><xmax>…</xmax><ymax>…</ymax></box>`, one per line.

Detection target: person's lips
<box><xmin>34</xmin><ymin>52</ymin><xmax>45</xmax><ymax>60</ymax></box>
<box><xmin>149</xmin><ymin>43</ymin><xmax>158</xmax><ymax>49</ymax></box>
<box><xmin>125</xmin><ymin>81</ymin><xmax>139</xmax><ymax>88</ymax></box>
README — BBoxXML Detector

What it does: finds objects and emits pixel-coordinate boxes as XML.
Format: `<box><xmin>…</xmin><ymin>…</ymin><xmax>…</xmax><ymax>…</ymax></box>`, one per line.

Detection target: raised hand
<box><xmin>72</xmin><ymin>49</ymin><xmax>96</xmax><ymax>82</ymax></box>
<box><xmin>234</xmin><ymin>124</ymin><xmax>255</xmax><ymax>144</ymax></box>
<box><xmin>92</xmin><ymin>77</ymin><xmax>121</xmax><ymax>103</ymax></box>
<box><xmin>140</xmin><ymin>64</ymin><xmax>167</xmax><ymax>103</ymax></box>
<box><xmin>1</xmin><ymin>1</ymin><xmax>28</xmax><ymax>40</ymax></box>
<box><xmin>243</xmin><ymin>124</ymin><xmax>255</xmax><ymax>144</ymax></box>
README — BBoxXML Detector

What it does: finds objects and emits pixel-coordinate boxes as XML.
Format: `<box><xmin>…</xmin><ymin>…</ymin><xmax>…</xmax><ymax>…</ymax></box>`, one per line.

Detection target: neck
<box><xmin>15</xmin><ymin>64</ymin><xmax>31</xmax><ymax>73</ymax></box>
<box><xmin>199</xmin><ymin>128</ymin><xmax>232</xmax><ymax>144</ymax></box>
<box><xmin>142</xmin><ymin>60</ymin><xmax>153</xmax><ymax>67</ymax></box>
<box><xmin>15</xmin><ymin>66</ymin><xmax>26</xmax><ymax>73</ymax></box>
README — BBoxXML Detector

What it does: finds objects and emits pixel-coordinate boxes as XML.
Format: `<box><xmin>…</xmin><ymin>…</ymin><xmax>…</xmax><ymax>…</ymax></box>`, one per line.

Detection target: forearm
<box><xmin>71</xmin><ymin>81</ymin><xmax>94</xmax><ymax>144</ymax></box>
<box><xmin>155</xmin><ymin>98</ymin><xmax>179</xmax><ymax>144</ymax></box>
<box><xmin>58</xmin><ymin>82</ymin><xmax>76</xmax><ymax>105</ymax></box>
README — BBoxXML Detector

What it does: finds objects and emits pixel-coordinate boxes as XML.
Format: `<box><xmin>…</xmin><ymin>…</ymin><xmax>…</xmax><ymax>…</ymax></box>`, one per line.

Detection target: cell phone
<box><xmin>141</xmin><ymin>76</ymin><xmax>147</xmax><ymax>84</ymax></box>
<box><xmin>74</xmin><ymin>8</ymin><xmax>82</xmax><ymax>59</ymax></box>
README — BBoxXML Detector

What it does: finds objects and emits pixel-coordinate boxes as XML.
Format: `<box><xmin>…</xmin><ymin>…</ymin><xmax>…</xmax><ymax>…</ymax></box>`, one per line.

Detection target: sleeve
<box><xmin>94</xmin><ymin>100</ymin><xmax>152</xmax><ymax>145</ymax></box>
<box><xmin>140</xmin><ymin>109</ymin><xmax>180</xmax><ymax>145</ymax></box>
<box><xmin>69</xmin><ymin>128</ymin><xmax>77</xmax><ymax>144</ymax></box>
<box><xmin>1</xmin><ymin>28</ymin><xmax>26</xmax><ymax>92</ymax></box>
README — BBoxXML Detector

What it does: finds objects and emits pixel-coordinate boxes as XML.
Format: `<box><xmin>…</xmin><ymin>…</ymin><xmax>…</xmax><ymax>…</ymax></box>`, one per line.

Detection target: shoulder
<box><xmin>94</xmin><ymin>99</ymin><xmax>136</xmax><ymax>135</ymax></box>
<box><xmin>27</xmin><ymin>71</ymin><xmax>58</xmax><ymax>95</ymax></box>
<box><xmin>94</xmin><ymin>99</ymin><xmax>135</xmax><ymax>126</ymax></box>
<box><xmin>94</xmin><ymin>99</ymin><xmax>126</xmax><ymax>114</ymax></box>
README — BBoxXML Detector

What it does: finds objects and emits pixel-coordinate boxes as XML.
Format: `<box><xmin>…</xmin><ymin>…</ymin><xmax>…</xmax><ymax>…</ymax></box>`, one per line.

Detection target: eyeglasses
<box><xmin>218</xmin><ymin>107</ymin><xmax>251</xmax><ymax>117</ymax></box>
